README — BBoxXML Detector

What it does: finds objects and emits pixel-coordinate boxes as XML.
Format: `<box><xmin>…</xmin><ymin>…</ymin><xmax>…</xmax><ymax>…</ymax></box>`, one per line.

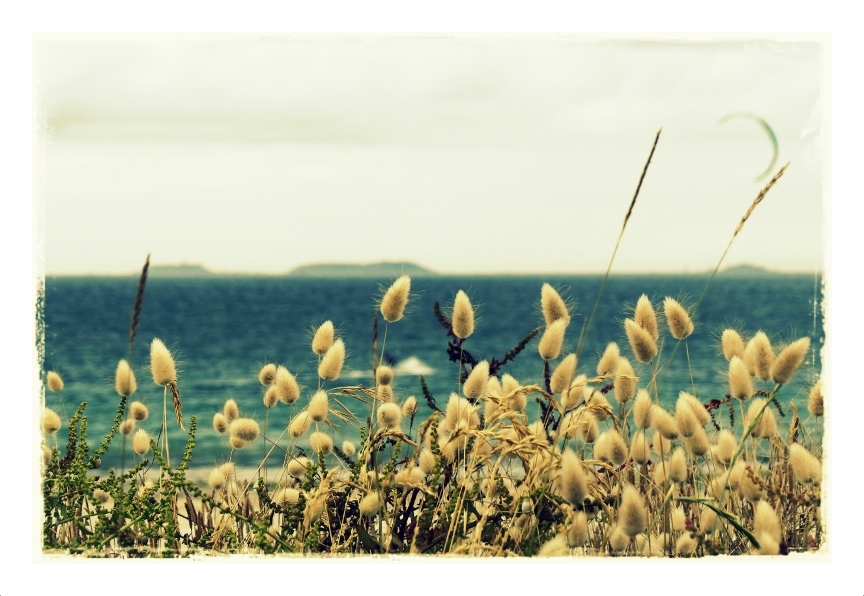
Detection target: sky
<box><xmin>34</xmin><ymin>34</ymin><xmax>827</xmax><ymax>276</ymax></box>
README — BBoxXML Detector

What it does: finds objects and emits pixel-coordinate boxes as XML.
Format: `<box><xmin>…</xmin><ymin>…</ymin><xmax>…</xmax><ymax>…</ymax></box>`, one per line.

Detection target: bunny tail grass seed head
<box><xmin>115</xmin><ymin>360</ymin><xmax>137</xmax><ymax>397</ymax></box>
<box><xmin>788</xmin><ymin>443</ymin><xmax>822</xmax><ymax>484</ymax></box>
<box><xmin>208</xmin><ymin>467</ymin><xmax>227</xmax><ymax>490</ymax></box>
<box><xmin>263</xmin><ymin>386</ymin><xmax>278</xmax><ymax>408</ymax></box>
<box><xmin>375</xmin><ymin>365</ymin><xmax>394</xmax><ymax>386</ymax></box>
<box><xmin>550</xmin><ymin>353</ymin><xmax>577</xmax><ymax>395</ymax></box>
<box><xmin>401</xmin><ymin>395</ymin><xmax>417</xmax><ymax>418</ymax></box>
<box><xmin>558</xmin><ymin>449</ymin><xmax>589</xmax><ymax>506</ymax></box>
<box><xmin>808</xmin><ymin>381</ymin><xmax>824</xmax><ymax>417</ymax></box>
<box><xmin>312</xmin><ymin>320</ymin><xmax>335</xmax><ymax>355</ymax></box>
<box><xmin>597</xmin><ymin>342</ymin><xmax>620</xmax><ymax>377</ymax></box>
<box><xmin>308</xmin><ymin>390</ymin><xmax>329</xmax><ymax>422</ymax></box>
<box><xmin>632</xmin><ymin>389</ymin><xmax>653</xmax><ymax>430</ymax></box>
<box><xmin>619</xmin><ymin>484</ymin><xmax>648</xmax><ymax>537</ymax></box>
<box><xmin>675</xmin><ymin>534</ymin><xmax>698</xmax><ymax>557</ymax></box>
<box><xmin>721</xmin><ymin>329</ymin><xmax>746</xmax><ymax>361</ymax></box>
<box><xmin>651</xmin><ymin>405</ymin><xmax>679</xmax><ymax>440</ymax></box>
<box><xmin>686</xmin><ymin>425</ymin><xmax>712</xmax><ymax>457</ymax></box>
<box><xmin>594</xmin><ymin>429</ymin><xmax>628</xmax><ymax>467</ymax></box>
<box><xmin>669</xmin><ymin>448</ymin><xmax>688</xmax><ymax>483</ymax></box>
<box><xmin>608</xmin><ymin>525</ymin><xmax>630</xmax><ymax>553</ymax></box>
<box><xmin>753</xmin><ymin>500</ymin><xmax>782</xmax><ymax>545</ymax></box>
<box><xmin>377</xmin><ymin>384</ymin><xmax>394</xmax><ymax>403</ymax></box>
<box><xmin>229</xmin><ymin>436</ymin><xmax>248</xmax><ymax>450</ymax></box>
<box><xmin>744</xmin><ymin>331</ymin><xmax>775</xmax><ymax>381</ymax></box>
<box><xmin>663</xmin><ymin>297</ymin><xmax>694</xmax><ymax>340</ymax></box>
<box><xmin>149</xmin><ymin>338</ymin><xmax>177</xmax><ymax>386</ymax></box>
<box><xmin>451</xmin><ymin>290</ymin><xmax>475</xmax><ymax>339</ymax></box>
<box><xmin>359</xmin><ymin>492</ymin><xmax>382</xmax><ymax>517</ymax></box>
<box><xmin>287</xmin><ymin>456</ymin><xmax>310</xmax><ymax>479</ymax></box>
<box><xmin>562</xmin><ymin>374</ymin><xmax>587</xmax><ymax>410</ymax></box>
<box><xmin>634</xmin><ymin>294</ymin><xmax>659</xmax><ymax>341</ymax></box>
<box><xmin>129</xmin><ymin>401</ymin><xmax>149</xmax><ymax>422</ymax></box>
<box><xmin>678</xmin><ymin>391</ymin><xmax>711</xmax><ymax>427</ymax></box>
<box><xmin>770</xmin><ymin>337</ymin><xmax>811</xmax><ymax>384</ymax></box>
<box><xmin>318</xmin><ymin>339</ymin><xmax>345</xmax><ymax>381</ymax></box>
<box><xmin>538</xmin><ymin>319</ymin><xmax>567</xmax><ymax>361</ymax></box>
<box><xmin>341</xmin><ymin>440</ymin><xmax>356</xmax><ymax>456</ymax></box>
<box><xmin>419</xmin><ymin>449</ymin><xmax>437</xmax><ymax>475</ymax></box>
<box><xmin>614</xmin><ymin>357</ymin><xmax>637</xmax><ymax>404</ymax></box>
<box><xmin>746</xmin><ymin>398</ymin><xmax>777</xmax><ymax>438</ymax></box>
<box><xmin>212</xmin><ymin>412</ymin><xmax>228</xmax><ymax>434</ymax></box>
<box><xmin>46</xmin><ymin>371</ymin><xmax>64</xmax><ymax>392</ymax></box>
<box><xmin>377</xmin><ymin>402</ymin><xmax>402</xmax><ymax>429</ymax></box>
<box><xmin>258</xmin><ymin>363</ymin><xmax>276</xmax><ymax>386</ymax></box>
<box><xmin>223</xmin><ymin>399</ymin><xmax>239</xmax><ymax>422</ymax></box>
<box><xmin>289</xmin><ymin>411</ymin><xmax>312</xmax><ymax>438</ymax></box>
<box><xmin>380</xmin><ymin>275</ymin><xmax>411</xmax><ymax>323</ymax></box>
<box><xmin>463</xmin><ymin>360</ymin><xmax>489</xmax><ymax>399</ymax></box>
<box><xmin>728</xmin><ymin>356</ymin><xmax>754</xmax><ymax>401</ymax></box>
<box><xmin>42</xmin><ymin>408</ymin><xmax>61</xmax><ymax>434</ymax></box>
<box><xmin>119</xmin><ymin>418</ymin><xmax>135</xmax><ymax>436</ymax></box>
<box><xmin>132</xmin><ymin>429</ymin><xmax>150</xmax><ymax>455</ymax></box>
<box><xmin>541</xmin><ymin>283</ymin><xmax>570</xmax><ymax>326</ymax></box>
<box><xmin>629</xmin><ymin>431</ymin><xmax>651</xmax><ymax>465</ymax></box>
<box><xmin>275</xmin><ymin>366</ymin><xmax>301</xmax><ymax>404</ymax></box>
<box><xmin>674</xmin><ymin>396</ymin><xmax>700</xmax><ymax>438</ymax></box>
<box><xmin>229</xmin><ymin>418</ymin><xmax>260</xmax><ymax>442</ymax></box>
<box><xmin>625</xmin><ymin>318</ymin><xmax>657</xmax><ymax>363</ymax></box>
<box><xmin>309</xmin><ymin>431</ymin><xmax>333</xmax><ymax>455</ymax></box>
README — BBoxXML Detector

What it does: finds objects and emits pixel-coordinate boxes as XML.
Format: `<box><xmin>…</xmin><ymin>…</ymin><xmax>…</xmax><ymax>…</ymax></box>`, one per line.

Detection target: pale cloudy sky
<box><xmin>34</xmin><ymin>34</ymin><xmax>827</xmax><ymax>275</ymax></box>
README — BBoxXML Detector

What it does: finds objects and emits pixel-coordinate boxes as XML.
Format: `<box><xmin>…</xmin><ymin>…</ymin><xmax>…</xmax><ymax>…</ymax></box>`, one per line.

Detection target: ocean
<box><xmin>40</xmin><ymin>273</ymin><xmax>824</xmax><ymax>470</ymax></box>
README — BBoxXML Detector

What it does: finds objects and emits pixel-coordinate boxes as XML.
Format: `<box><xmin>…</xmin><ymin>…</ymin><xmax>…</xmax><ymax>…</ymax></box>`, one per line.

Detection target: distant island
<box><xmin>288</xmin><ymin>262</ymin><xmax>438</xmax><ymax>278</ymax></box>
<box><xmin>717</xmin><ymin>264</ymin><xmax>785</xmax><ymax>277</ymax></box>
<box><xmin>148</xmin><ymin>264</ymin><xmax>215</xmax><ymax>277</ymax></box>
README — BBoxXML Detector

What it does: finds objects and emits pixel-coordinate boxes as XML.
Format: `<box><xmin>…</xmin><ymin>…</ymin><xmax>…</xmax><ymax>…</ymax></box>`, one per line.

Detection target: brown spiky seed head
<box><xmin>258</xmin><ymin>363</ymin><xmax>277</xmax><ymax>385</ymax></box>
<box><xmin>744</xmin><ymin>331</ymin><xmax>774</xmax><ymax>381</ymax></box>
<box><xmin>289</xmin><ymin>411</ymin><xmax>312</xmax><ymax>438</ymax></box>
<box><xmin>132</xmin><ymin>429</ymin><xmax>150</xmax><ymax>455</ymax></box>
<box><xmin>538</xmin><ymin>319</ymin><xmax>567</xmax><ymax>361</ymax></box>
<box><xmin>728</xmin><ymin>356</ymin><xmax>754</xmax><ymax>400</ymax></box>
<box><xmin>342</xmin><ymin>440</ymin><xmax>356</xmax><ymax>456</ymax></box>
<box><xmin>308</xmin><ymin>390</ymin><xmax>329</xmax><ymax>422</ymax></box>
<box><xmin>212</xmin><ymin>412</ymin><xmax>228</xmax><ymax>434</ymax></box>
<box><xmin>401</xmin><ymin>395</ymin><xmax>418</xmax><ymax>418</ymax></box>
<box><xmin>223</xmin><ymin>399</ymin><xmax>239</xmax><ymax>422</ymax></box>
<box><xmin>115</xmin><ymin>360</ymin><xmax>137</xmax><ymax>397</ymax></box>
<box><xmin>377</xmin><ymin>402</ymin><xmax>402</xmax><ymax>429</ymax></box>
<box><xmin>558</xmin><ymin>448</ymin><xmax>589</xmax><ymax>506</ymax></box>
<box><xmin>463</xmin><ymin>360</ymin><xmax>489</xmax><ymax>399</ymax></box>
<box><xmin>42</xmin><ymin>408</ymin><xmax>61</xmax><ymax>434</ymax></box>
<box><xmin>309</xmin><ymin>431</ymin><xmax>333</xmax><ymax>455</ymax></box>
<box><xmin>634</xmin><ymin>294</ymin><xmax>659</xmax><ymax>341</ymax></box>
<box><xmin>451</xmin><ymin>290</ymin><xmax>475</xmax><ymax>339</ymax></box>
<box><xmin>721</xmin><ymin>329</ymin><xmax>745</xmax><ymax>361</ymax></box>
<box><xmin>663</xmin><ymin>297</ymin><xmax>694</xmax><ymax>340</ymax></box>
<box><xmin>807</xmin><ymin>381</ymin><xmax>823</xmax><ymax>417</ymax></box>
<box><xmin>597</xmin><ymin>342</ymin><xmax>620</xmax><ymax>377</ymax></box>
<box><xmin>120</xmin><ymin>418</ymin><xmax>136</xmax><ymax>436</ymax></box>
<box><xmin>130</xmin><ymin>401</ymin><xmax>149</xmax><ymax>422</ymax></box>
<box><xmin>47</xmin><ymin>371</ymin><xmax>64</xmax><ymax>392</ymax></box>
<box><xmin>149</xmin><ymin>338</ymin><xmax>177</xmax><ymax>386</ymax></box>
<box><xmin>788</xmin><ymin>443</ymin><xmax>822</xmax><ymax>485</ymax></box>
<box><xmin>770</xmin><ymin>337</ymin><xmax>810</xmax><ymax>385</ymax></box>
<box><xmin>632</xmin><ymin>389</ymin><xmax>653</xmax><ymax>430</ymax></box>
<box><xmin>375</xmin><ymin>365</ymin><xmax>394</xmax><ymax>386</ymax></box>
<box><xmin>619</xmin><ymin>484</ymin><xmax>648</xmax><ymax>537</ymax></box>
<box><xmin>312</xmin><ymin>320</ymin><xmax>335</xmax><ymax>355</ymax></box>
<box><xmin>380</xmin><ymin>275</ymin><xmax>411</xmax><ymax>323</ymax></box>
<box><xmin>275</xmin><ymin>366</ymin><xmax>300</xmax><ymax>404</ymax></box>
<box><xmin>614</xmin><ymin>357</ymin><xmax>637</xmax><ymax>404</ymax></box>
<box><xmin>625</xmin><ymin>318</ymin><xmax>657</xmax><ymax>363</ymax></box>
<box><xmin>550</xmin><ymin>353</ymin><xmax>577</xmax><ymax>395</ymax></box>
<box><xmin>263</xmin><ymin>386</ymin><xmax>278</xmax><ymax>408</ymax></box>
<box><xmin>229</xmin><ymin>418</ymin><xmax>260</xmax><ymax>442</ymax></box>
<box><xmin>541</xmin><ymin>283</ymin><xmax>570</xmax><ymax>327</ymax></box>
<box><xmin>318</xmin><ymin>339</ymin><xmax>345</xmax><ymax>381</ymax></box>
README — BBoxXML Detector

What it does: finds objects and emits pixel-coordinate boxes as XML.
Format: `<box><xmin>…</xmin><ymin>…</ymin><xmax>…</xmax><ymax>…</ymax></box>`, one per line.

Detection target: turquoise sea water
<box><xmin>41</xmin><ymin>273</ymin><xmax>824</xmax><ymax>469</ymax></box>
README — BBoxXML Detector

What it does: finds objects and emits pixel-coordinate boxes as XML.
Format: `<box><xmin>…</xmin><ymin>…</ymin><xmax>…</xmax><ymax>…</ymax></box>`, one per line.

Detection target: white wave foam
<box><xmin>393</xmin><ymin>356</ymin><xmax>434</xmax><ymax>376</ymax></box>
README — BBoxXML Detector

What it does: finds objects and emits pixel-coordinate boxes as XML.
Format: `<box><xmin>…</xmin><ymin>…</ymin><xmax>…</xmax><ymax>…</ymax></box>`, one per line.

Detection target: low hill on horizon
<box><xmin>287</xmin><ymin>261</ymin><xmax>438</xmax><ymax>278</ymax></box>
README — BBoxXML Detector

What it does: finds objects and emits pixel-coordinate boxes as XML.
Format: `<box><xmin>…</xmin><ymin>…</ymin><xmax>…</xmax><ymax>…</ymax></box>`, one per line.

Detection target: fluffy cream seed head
<box><xmin>721</xmin><ymin>329</ymin><xmax>746</xmax><ymax>361</ymax></box>
<box><xmin>47</xmin><ymin>371</ymin><xmax>64</xmax><ymax>392</ymax></box>
<box><xmin>129</xmin><ymin>401</ymin><xmax>149</xmax><ymax>422</ymax></box>
<box><xmin>377</xmin><ymin>385</ymin><xmax>394</xmax><ymax>403</ymax></box>
<box><xmin>223</xmin><ymin>399</ymin><xmax>239</xmax><ymax>422</ymax></box>
<box><xmin>808</xmin><ymin>381</ymin><xmax>824</xmax><ymax>417</ymax></box>
<box><xmin>380</xmin><ymin>275</ymin><xmax>411</xmax><ymax>323</ymax></box>
<box><xmin>663</xmin><ymin>297</ymin><xmax>694</xmax><ymax>340</ymax></box>
<box><xmin>685</xmin><ymin>426</ymin><xmax>711</xmax><ymax>457</ymax></box>
<box><xmin>668</xmin><ymin>448</ymin><xmax>688</xmax><ymax>483</ymax></box>
<box><xmin>744</xmin><ymin>331</ymin><xmax>774</xmax><ymax>381</ymax></box>
<box><xmin>289</xmin><ymin>411</ymin><xmax>312</xmax><ymax>438</ymax></box>
<box><xmin>594</xmin><ymin>429</ymin><xmax>628</xmax><ymax>466</ymax></box>
<box><xmin>212</xmin><ymin>412</ymin><xmax>228</xmax><ymax>434</ymax></box>
<box><xmin>229</xmin><ymin>418</ymin><xmax>260</xmax><ymax>442</ymax></box>
<box><xmin>419</xmin><ymin>449</ymin><xmax>437</xmax><ymax>475</ymax></box>
<box><xmin>377</xmin><ymin>402</ymin><xmax>402</xmax><ymax>429</ymax></box>
<box><xmin>770</xmin><ymin>337</ymin><xmax>811</xmax><ymax>385</ymax></box>
<box><xmin>728</xmin><ymin>356</ymin><xmax>754</xmax><ymax>400</ymax></box>
<box><xmin>753</xmin><ymin>500</ymin><xmax>781</xmax><ymax>545</ymax></box>
<box><xmin>561</xmin><ymin>374</ymin><xmax>587</xmax><ymax>410</ymax></box>
<box><xmin>132</xmin><ymin>429</ymin><xmax>150</xmax><ymax>455</ymax></box>
<box><xmin>308</xmin><ymin>390</ymin><xmax>329</xmax><ymax>422</ymax></box>
<box><xmin>550</xmin><ymin>354</ymin><xmax>577</xmax><ymax>395</ymax></box>
<box><xmin>230</xmin><ymin>435</ymin><xmax>248</xmax><ymax>450</ymax></box>
<box><xmin>678</xmin><ymin>392</ymin><xmax>711</xmax><ymax>427</ymax></box>
<box><xmin>788</xmin><ymin>443</ymin><xmax>822</xmax><ymax>485</ymax></box>
<box><xmin>120</xmin><ymin>418</ymin><xmax>136</xmax><ymax>436</ymax></box>
<box><xmin>401</xmin><ymin>396</ymin><xmax>418</xmax><ymax>418</ymax></box>
<box><xmin>651</xmin><ymin>405</ymin><xmax>679</xmax><ymax>440</ymax></box>
<box><xmin>258</xmin><ymin>363</ymin><xmax>277</xmax><ymax>385</ymax></box>
<box><xmin>634</xmin><ymin>294</ymin><xmax>659</xmax><ymax>341</ymax></box>
<box><xmin>341</xmin><ymin>440</ymin><xmax>356</xmax><ymax>456</ymax></box>
<box><xmin>287</xmin><ymin>457</ymin><xmax>310</xmax><ymax>479</ymax></box>
<box><xmin>208</xmin><ymin>467</ymin><xmax>227</xmax><ymax>490</ymax></box>
<box><xmin>115</xmin><ymin>360</ymin><xmax>137</xmax><ymax>397</ymax></box>
<box><xmin>375</xmin><ymin>365</ymin><xmax>394</xmax><ymax>386</ymax></box>
<box><xmin>263</xmin><ymin>386</ymin><xmax>278</xmax><ymax>408</ymax></box>
<box><xmin>746</xmin><ymin>399</ymin><xmax>777</xmax><ymax>438</ymax></box>
<box><xmin>632</xmin><ymin>389</ymin><xmax>653</xmax><ymax>430</ymax></box>
<box><xmin>538</xmin><ymin>319</ymin><xmax>567</xmax><ymax>361</ymax></box>
<box><xmin>629</xmin><ymin>431</ymin><xmax>651</xmax><ymax>465</ymax></box>
<box><xmin>558</xmin><ymin>449</ymin><xmax>589</xmax><ymax>506</ymax></box>
<box><xmin>713</xmin><ymin>430</ymin><xmax>737</xmax><ymax>468</ymax></box>
<box><xmin>674</xmin><ymin>397</ymin><xmax>700</xmax><ymax>438</ymax></box>
<box><xmin>451</xmin><ymin>290</ymin><xmax>475</xmax><ymax>339</ymax></box>
<box><xmin>149</xmin><ymin>338</ymin><xmax>177</xmax><ymax>386</ymax></box>
<box><xmin>318</xmin><ymin>339</ymin><xmax>346</xmax><ymax>381</ymax></box>
<box><xmin>312</xmin><ymin>320</ymin><xmax>335</xmax><ymax>355</ymax></box>
<box><xmin>309</xmin><ymin>431</ymin><xmax>333</xmax><ymax>455</ymax></box>
<box><xmin>359</xmin><ymin>492</ymin><xmax>382</xmax><ymax>517</ymax></box>
<box><xmin>625</xmin><ymin>318</ymin><xmax>657</xmax><ymax>363</ymax></box>
<box><xmin>42</xmin><ymin>408</ymin><xmax>61</xmax><ymax>434</ymax></box>
<box><xmin>463</xmin><ymin>360</ymin><xmax>489</xmax><ymax>399</ymax></box>
<box><xmin>597</xmin><ymin>342</ymin><xmax>620</xmax><ymax>377</ymax></box>
<box><xmin>614</xmin><ymin>358</ymin><xmax>637</xmax><ymax>404</ymax></box>
<box><xmin>540</xmin><ymin>283</ymin><xmax>570</xmax><ymax>327</ymax></box>
<box><xmin>274</xmin><ymin>366</ymin><xmax>300</xmax><ymax>404</ymax></box>
<box><xmin>618</xmin><ymin>484</ymin><xmax>648</xmax><ymax>537</ymax></box>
